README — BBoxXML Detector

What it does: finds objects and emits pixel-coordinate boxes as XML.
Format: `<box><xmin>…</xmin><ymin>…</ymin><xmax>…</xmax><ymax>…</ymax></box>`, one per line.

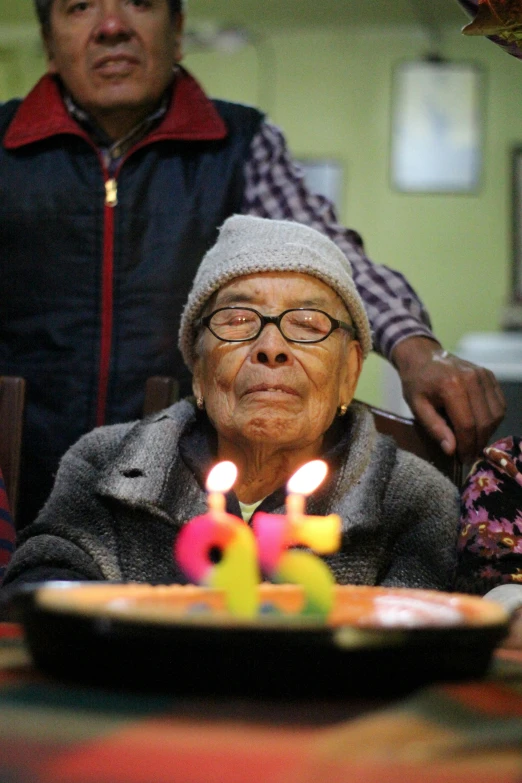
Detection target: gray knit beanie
<box><xmin>179</xmin><ymin>215</ymin><xmax>372</xmax><ymax>369</ymax></box>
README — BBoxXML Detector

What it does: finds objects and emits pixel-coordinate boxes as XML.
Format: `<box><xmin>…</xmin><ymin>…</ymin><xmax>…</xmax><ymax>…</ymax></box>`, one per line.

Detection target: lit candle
<box><xmin>253</xmin><ymin>460</ymin><xmax>341</xmax><ymax>618</ymax></box>
<box><xmin>174</xmin><ymin>462</ymin><xmax>260</xmax><ymax>618</ymax></box>
<box><xmin>285</xmin><ymin>460</ymin><xmax>328</xmax><ymax>520</ymax></box>
<box><xmin>206</xmin><ymin>461</ymin><xmax>236</xmax><ymax>517</ymax></box>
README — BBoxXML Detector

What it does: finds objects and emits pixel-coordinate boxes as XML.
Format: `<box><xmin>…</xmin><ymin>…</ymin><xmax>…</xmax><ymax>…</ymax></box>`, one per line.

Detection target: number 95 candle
<box><xmin>174</xmin><ymin>461</ymin><xmax>260</xmax><ymax>618</ymax></box>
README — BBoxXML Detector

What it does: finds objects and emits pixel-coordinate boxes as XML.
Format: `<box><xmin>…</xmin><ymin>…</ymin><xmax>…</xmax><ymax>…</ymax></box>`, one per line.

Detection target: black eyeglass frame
<box><xmin>197</xmin><ymin>307</ymin><xmax>356</xmax><ymax>344</ymax></box>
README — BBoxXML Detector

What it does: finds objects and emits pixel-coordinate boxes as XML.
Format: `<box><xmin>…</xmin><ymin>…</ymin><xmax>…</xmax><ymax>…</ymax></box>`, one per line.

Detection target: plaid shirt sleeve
<box><xmin>0</xmin><ymin>470</ymin><xmax>15</xmax><ymax>582</ymax></box>
<box><xmin>241</xmin><ymin>121</ymin><xmax>436</xmax><ymax>359</ymax></box>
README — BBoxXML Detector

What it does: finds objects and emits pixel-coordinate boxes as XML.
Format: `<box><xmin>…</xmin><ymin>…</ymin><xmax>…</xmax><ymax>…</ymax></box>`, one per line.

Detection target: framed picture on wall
<box><xmin>390</xmin><ymin>60</ymin><xmax>483</xmax><ymax>194</ymax></box>
<box><xmin>511</xmin><ymin>147</ymin><xmax>522</xmax><ymax>303</ymax></box>
<box><xmin>296</xmin><ymin>159</ymin><xmax>343</xmax><ymax>210</ymax></box>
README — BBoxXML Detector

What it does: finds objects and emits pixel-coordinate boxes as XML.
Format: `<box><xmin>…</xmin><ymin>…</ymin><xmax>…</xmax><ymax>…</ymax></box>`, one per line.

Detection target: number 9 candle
<box><xmin>253</xmin><ymin>460</ymin><xmax>341</xmax><ymax>617</ymax></box>
<box><xmin>175</xmin><ymin>461</ymin><xmax>260</xmax><ymax>618</ymax></box>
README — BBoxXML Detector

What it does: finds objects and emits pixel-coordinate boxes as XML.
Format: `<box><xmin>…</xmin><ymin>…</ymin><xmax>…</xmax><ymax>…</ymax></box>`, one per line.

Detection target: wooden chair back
<box><xmin>357</xmin><ymin>400</ymin><xmax>462</xmax><ymax>487</ymax></box>
<box><xmin>0</xmin><ymin>377</ymin><xmax>26</xmax><ymax>522</ymax></box>
<box><xmin>143</xmin><ymin>376</ymin><xmax>180</xmax><ymax>417</ymax></box>
<box><xmin>143</xmin><ymin>377</ymin><xmax>462</xmax><ymax>486</ymax></box>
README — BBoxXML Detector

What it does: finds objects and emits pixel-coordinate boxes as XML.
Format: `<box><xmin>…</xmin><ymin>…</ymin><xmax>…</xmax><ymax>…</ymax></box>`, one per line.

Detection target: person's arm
<box><xmin>0</xmin><ymin>469</ymin><xmax>16</xmax><ymax>584</ymax></box>
<box><xmin>456</xmin><ymin>440</ymin><xmax>522</xmax><ymax>646</ymax></box>
<box><xmin>242</xmin><ymin>122</ymin><xmax>505</xmax><ymax>461</ymax></box>
<box><xmin>378</xmin><ymin>452</ymin><xmax>460</xmax><ymax>591</ymax></box>
<box><xmin>2</xmin><ymin>432</ymin><xmax>123</xmax><ymax>589</ymax></box>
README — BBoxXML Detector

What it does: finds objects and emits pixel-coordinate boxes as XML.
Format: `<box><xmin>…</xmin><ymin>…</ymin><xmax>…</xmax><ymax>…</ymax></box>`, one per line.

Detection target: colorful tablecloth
<box><xmin>1</xmin><ymin>623</ymin><xmax>522</xmax><ymax>783</ymax></box>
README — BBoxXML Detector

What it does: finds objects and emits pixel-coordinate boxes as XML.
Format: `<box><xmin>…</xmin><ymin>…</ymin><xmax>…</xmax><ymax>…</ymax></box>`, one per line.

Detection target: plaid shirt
<box><xmin>66</xmin><ymin>96</ymin><xmax>435</xmax><ymax>360</ymax></box>
<box><xmin>243</xmin><ymin>122</ymin><xmax>434</xmax><ymax>358</ymax></box>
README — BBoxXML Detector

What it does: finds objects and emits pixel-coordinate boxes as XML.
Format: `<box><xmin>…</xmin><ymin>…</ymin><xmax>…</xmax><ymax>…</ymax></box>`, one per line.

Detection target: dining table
<box><xmin>1</xmin><ymin>619</ymin><xmax>522</xmax><ymax>783</ymax></box>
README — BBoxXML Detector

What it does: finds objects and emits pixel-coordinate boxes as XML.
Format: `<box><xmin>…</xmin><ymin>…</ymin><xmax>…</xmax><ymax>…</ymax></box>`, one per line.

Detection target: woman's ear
<box><xmin>192</xmin><ymin>359</ymin><xmax>203</xmax><ymax>400</ymax></box>
<box><xmin>338</xmin><ymin>340</ymin><xmax>363</xmax><ymax>408</ymax></box>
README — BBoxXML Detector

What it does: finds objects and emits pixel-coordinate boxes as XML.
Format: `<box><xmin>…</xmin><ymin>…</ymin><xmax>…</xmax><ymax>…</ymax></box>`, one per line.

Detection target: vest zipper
<box><xmin>96</xmin><ymin>172</ymin><xmax>118</xmax><ymax>427</ymax></box>
<box><xmin>105</xmin><ymin>178</ymin><xmax>118</xmax><ymax>206</ymax></box>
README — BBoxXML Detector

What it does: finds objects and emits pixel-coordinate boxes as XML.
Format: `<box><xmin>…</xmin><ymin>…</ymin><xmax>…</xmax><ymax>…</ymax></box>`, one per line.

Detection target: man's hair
<box><xmin>35</xmin><ymin>0</ymin><xmax>184</xmax><ymax>32</ymax></box>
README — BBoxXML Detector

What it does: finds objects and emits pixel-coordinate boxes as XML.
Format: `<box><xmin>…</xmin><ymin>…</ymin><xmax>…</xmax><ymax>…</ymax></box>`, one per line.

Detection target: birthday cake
<box><xmin>13</xmin><ymin>581</ymin><xmax>509</xmax><ymax>696</ymax></box>
<box><xmin>32</xmin><ymin>582</ymin><xmax>508</xmax><ymax>629</ymax></box>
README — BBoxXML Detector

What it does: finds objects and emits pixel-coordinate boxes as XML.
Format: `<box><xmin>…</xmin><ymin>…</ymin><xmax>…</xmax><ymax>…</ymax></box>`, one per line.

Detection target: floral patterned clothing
<box><xmin>456</xmin><ymin>436</ymin><xmax>522</xmax><ymax>596</ymax></box>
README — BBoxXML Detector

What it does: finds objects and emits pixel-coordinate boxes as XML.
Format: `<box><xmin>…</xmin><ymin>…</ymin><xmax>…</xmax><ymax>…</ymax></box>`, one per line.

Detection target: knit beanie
<box><xmin>178</xmin><ymin>215</ymin><xmax>372</xmax><ymax>370</ymax></box>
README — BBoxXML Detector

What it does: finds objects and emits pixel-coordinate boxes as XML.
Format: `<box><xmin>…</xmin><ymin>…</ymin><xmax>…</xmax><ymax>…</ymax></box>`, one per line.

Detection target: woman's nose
<box><xmin>252</xmin><ymin>324</ymin><xmax>291</xmax><ymax>366</ymax></box>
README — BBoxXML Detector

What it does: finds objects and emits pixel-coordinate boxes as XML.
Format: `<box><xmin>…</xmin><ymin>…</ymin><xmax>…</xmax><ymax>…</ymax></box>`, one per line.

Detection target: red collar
<box><xmin>4</xmin><ymin>68</ymin><xmax>228</xmax><ymax>150</ymax></box>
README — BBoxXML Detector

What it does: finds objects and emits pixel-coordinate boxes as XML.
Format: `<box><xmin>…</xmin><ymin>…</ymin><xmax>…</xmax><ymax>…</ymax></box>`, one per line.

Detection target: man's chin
<box><xmin>89</xmin><ymin>91</ymin><xmax>150</xmax><ymax>113</ymax></box>
<box><xmin>79</xmin><ymin>82</ymin><xmax>157</xmax><ymax>111</ymax></box>
<box><xmin>79</xmin><ymin>90</ymin><xmax>161</xmax><ymax>136</ymax></box>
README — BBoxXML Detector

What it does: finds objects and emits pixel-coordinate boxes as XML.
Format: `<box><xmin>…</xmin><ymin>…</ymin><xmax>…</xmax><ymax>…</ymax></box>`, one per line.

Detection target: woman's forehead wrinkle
<box><xmin>214</xmin><ymin>284</ymin><xmax>343</xmax><ymax>310</ymax></box>
<box><xmin>214</xmin><ymin>290</ymin><xmax>258</xmax><ymax>307</ymax></box>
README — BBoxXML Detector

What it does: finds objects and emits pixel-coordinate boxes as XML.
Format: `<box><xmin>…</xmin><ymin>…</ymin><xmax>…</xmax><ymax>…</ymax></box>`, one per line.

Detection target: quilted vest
<box><xmin>0</xmin><ymin>72</ymin><xmax>263</xmax><ymax>526</ymax></box>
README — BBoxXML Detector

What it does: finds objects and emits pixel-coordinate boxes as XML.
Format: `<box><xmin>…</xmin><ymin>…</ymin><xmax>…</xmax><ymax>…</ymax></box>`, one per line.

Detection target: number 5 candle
<box><xmin>253</xmin><ymin>460</ymin><xmax>341</xmax><ymax>618</ymax></box>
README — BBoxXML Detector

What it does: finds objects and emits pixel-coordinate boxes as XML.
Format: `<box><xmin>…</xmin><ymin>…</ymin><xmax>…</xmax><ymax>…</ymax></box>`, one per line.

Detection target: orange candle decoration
<box><xmin>175</xmin><ymin>462</ymin><xmax>260</xmax><ymax>618</ymax></box>
<box><xmin>253</xmin><ymin>460</ymin><xmax>341</xmax><ymax>618</ymax></box>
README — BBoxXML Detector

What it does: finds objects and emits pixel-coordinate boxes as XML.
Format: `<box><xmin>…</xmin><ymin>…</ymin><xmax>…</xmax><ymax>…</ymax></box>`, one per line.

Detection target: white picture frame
<box><xmin>297</xmin><ymin>159</ymin><xmax>343</xmax><ymax>210</ymax></box>
<box><xmin>391</xmin><ymin>60</ymin><xmax>483</xmax><ymax>194</ymax></box>
<box><xmin>511</xmin><ymin>147</ymin><xmax>522</xmax><ymax>303</ymax></box>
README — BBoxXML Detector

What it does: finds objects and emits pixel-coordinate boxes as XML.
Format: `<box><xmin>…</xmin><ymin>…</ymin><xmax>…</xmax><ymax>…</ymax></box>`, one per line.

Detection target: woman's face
<box><xmin>192</xmin><ymin>272</ymin><xmax>363</xmax><ymax>453</ymax></box>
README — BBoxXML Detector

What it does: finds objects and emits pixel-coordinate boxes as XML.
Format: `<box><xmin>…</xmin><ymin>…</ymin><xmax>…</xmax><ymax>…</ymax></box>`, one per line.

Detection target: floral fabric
<box><xmin>456</xmin><ymin>436</ymin><xmax>522</xmax><ymax>595</ymax></box>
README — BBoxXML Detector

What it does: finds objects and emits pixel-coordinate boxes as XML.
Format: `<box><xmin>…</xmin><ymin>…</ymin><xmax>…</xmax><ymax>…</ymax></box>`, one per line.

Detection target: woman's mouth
<box><xmin>244</xmin><ymin>384</ymin><xmax>299</xmax><ymax>397</ymax></box>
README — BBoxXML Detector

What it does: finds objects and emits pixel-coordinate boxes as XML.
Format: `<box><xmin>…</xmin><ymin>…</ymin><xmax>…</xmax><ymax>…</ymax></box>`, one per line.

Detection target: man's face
<box><xmin>44</xmin><ymin>0</ymin><xmax>182</xmax><ymax>132</ymax></box>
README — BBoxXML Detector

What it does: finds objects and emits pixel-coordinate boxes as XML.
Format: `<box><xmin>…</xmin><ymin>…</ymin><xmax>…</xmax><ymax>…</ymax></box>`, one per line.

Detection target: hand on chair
<box><xmin>392</xmin><ymin>337</ymin><xmax>506</xmax><ymax>464</ymax></box>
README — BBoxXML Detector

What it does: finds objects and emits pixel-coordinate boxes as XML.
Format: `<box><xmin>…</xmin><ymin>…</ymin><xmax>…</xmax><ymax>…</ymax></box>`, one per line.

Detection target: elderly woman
<box><xmin>2</xmin><ymin>216</ymin><xmax>459</xmax><ymax>590</ymax></box>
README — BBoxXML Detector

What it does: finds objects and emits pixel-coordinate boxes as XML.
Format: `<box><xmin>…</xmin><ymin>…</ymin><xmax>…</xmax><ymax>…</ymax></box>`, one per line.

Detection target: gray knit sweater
<box><xmin>3</xmin><ymin>400</ymin><xmax>460</xmax><ymax>590</ymax></box>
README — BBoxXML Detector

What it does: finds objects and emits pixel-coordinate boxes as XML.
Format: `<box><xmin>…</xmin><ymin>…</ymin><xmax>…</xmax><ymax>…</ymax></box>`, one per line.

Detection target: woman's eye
<box><xmin>289</xmin><ymin>317</ymin><xmax>322</xmax><ymax>332</ymax></box>
<box><xmin>229</xmin><ymin>315</ymin><xmax>255</xmax><ymax>327</ymax></box>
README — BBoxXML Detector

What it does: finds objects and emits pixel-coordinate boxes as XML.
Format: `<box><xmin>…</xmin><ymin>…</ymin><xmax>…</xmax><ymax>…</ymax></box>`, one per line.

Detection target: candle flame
<box><xmin>287</xmin><ymin>460</ymin><xmax>328</xmax><ymax>496</ymax></box>
<box><xmin>206</xmin><ymin>461</ymin><xmax>238</xmax><ymax>493</ymax></box>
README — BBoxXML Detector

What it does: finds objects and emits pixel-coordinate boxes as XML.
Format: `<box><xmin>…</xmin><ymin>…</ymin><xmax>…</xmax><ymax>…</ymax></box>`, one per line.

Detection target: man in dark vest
<box><xmin>0</xmin><ymin>0</ymin><xmax>505</xmax><ymax>527</ymax></box>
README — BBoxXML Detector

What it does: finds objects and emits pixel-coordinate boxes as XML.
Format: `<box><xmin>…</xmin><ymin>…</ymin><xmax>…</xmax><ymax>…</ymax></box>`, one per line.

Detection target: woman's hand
<box><xmin>392</xmin><ymin>337</ymin><xmax>506</xmax><ymax>464</ymax></box>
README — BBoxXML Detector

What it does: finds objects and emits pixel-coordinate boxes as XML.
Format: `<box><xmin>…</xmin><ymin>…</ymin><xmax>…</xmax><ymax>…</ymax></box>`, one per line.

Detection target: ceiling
<box><xmin>2</xmin><ymin>0</ymin><xmax>471</xmax><ymax>32</ymax></box>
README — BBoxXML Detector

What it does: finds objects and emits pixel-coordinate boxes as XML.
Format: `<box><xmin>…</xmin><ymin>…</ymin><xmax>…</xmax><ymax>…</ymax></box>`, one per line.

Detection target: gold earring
<box><xmin>196</xmin><ymin>396</ymin><xmax>204</xmax><ymax>410</ymax></box>
<box><xmin>338</xmin><ymin>403</ymin><xmax>348</xmax><ymax>417</ymax></box>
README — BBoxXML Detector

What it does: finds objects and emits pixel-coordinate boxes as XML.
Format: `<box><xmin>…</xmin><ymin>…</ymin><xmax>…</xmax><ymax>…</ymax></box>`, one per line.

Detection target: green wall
<box><xmin>1</xmin><ymin>9</ymin><xmax>520</xmax><ymax>406</ymax></box>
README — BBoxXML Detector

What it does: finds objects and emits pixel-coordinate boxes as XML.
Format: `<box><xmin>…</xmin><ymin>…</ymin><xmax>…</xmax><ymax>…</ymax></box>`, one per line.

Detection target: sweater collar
<box><xmin>96</xmin><ymin>399</ymin><xmax>201</xmax><ymax>522</ymax></box>
<box><xmin>95</xmin><ymin>400</ymin><xmax>376</xmax><ymax>521</ymax></box>
<box><xmin>3</xmin><ymin>67</ymin><xmax>228</xmax><ymax>150</ymax></box>
<box><xmin>178</xmin><ymin>403</ymin><xmax>372</xmax><ymax>518</ymax></box>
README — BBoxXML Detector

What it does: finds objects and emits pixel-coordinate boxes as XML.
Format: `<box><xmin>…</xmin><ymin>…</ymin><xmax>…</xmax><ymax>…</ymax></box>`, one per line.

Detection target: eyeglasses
<box><xmin>197</xmin><ymin>307</ymin><xmax>355</xmax><ymax>344</ymax></box>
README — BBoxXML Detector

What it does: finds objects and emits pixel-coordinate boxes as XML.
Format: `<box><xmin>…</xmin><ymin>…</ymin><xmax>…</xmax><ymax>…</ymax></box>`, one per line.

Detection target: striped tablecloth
<box><xmin>1</xmin><ymin>623</ymin><xmax>522</xmax><ymax>783</ymax></box>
